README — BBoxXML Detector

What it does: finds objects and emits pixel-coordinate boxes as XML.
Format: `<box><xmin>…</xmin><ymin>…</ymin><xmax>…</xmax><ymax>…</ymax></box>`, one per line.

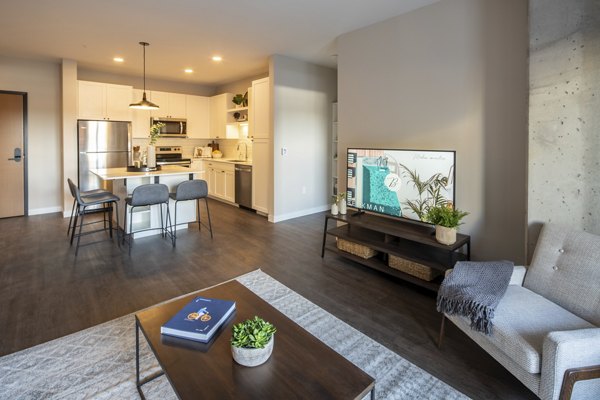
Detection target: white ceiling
<box><xmin>0</xmin><ymin>0</ymin><xmax>440</xmax><ymax>86</ymax></box>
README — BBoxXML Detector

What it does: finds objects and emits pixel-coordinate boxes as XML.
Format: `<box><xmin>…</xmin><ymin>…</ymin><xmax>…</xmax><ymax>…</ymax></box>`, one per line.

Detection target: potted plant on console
<box><xmin>231</xmin><ymin>316</ymin><xmax>276</xmax><ymax>367</ymax></box>
<box><xmin>425</xmin><ymin>205</ymin><xmax>468</xmax><ymax>245</ymax></box>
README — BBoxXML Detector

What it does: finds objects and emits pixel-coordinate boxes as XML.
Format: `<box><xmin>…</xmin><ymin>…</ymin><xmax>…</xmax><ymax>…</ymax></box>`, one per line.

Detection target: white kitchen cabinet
<box><xmin>78</xmin><ymin>81</ymin><xmax>132</xmax><ymax>121</ymax></box>
<box><xmin>209</xmin><ymin>93</ymin><xmax>233</xmax><ymax>139</ymax></box>
<box><xmin>131</xmin><ymin>89</ymin><xmax>151</xmax><ymax>138</ymax></box>
<box><xmin>225</xmin><ymin>169</ymin><xmax>235</xmax><ymax>202</ymax></box>
<box><xmin>206</xmin><ymin>161</ymin><xmax>235</xmax><ymax>203</ymax></box>
<box><xmin>207</xmin><ymin>164</ymin><xmax>217</xmax><ymax>195</ymax></box>
<box><xmin>150</xmin><ymin>91</ymin><xmax>187</xmax><ymax>119</ymax></box>
<box><xmin>187</xmin><ymin>95</ymin><xmax>210</xmax><ymax>138</ymax></box>
<box><xmin>252</xmin><ymin>138</ymin><xmax>270</xmax><ymax>214</ymax></box>
<box><xmin>249</xmin><ymin>78</ymin><xmax>270</xmax><ymax>139</ymax></box>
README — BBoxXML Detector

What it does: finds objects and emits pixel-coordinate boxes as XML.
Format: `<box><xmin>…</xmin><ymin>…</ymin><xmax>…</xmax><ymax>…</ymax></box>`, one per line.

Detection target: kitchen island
<box><xmin>91</xmin><ymin>166</ymin><xmax>202</xmax><ymax>238</ymax></box>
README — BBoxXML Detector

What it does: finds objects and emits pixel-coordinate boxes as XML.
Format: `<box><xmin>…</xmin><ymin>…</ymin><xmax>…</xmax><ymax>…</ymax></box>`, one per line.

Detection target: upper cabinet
<box><xmin>187</xmin><ymin>95</ymin><xmax>210</xmax><ymax>139</ymax></box>
<box><xmin>78</xmin><ymin>81</ymin><xmax>132</xmax><ymax>121</ymax></box>
<box><xmin>209</xmin><ymin>93</ymin><xmax>233</xmax><ymax>139</ymax></box>
<box><xmin>249</xmin><ymin>78</ymin><xmax>270</xmax><ymax>139</ymax></box>
<box><xmin>150</xmin><ymin>91</ymin><xmax>187</xmax><ymax>119</ymax></box>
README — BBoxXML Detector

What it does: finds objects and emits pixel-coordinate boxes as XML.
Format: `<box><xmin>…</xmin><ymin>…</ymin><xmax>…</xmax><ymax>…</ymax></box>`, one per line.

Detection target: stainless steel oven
<box><xmin>151</xmin><ymin>117</ymin><xmax>187</xmax><ymax>138</ymax></box>
<box><xmin>156</xmin><ymin>146</ymin><xmax>191</xmax><ymax>167</ymax></box>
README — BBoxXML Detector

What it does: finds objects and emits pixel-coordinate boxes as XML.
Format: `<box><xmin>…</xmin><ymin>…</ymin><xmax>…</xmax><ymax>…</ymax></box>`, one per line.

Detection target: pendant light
<box><xmin>129</xmin><ymin>42</ymin><xmax>159</xmax><ymax>110</ymax></box>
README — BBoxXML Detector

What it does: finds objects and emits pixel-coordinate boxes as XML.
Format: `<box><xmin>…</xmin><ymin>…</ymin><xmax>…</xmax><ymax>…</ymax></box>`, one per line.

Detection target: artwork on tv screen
<box><xmin>346</xmin><ymin>148</ymin><xmax>455</xmax><ymax>222</ymax></box>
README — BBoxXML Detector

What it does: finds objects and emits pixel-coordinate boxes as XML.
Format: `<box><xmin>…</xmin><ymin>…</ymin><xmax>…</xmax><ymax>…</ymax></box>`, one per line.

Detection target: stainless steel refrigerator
<box><xmin>78</xmin><ymin>120</ymin><xmax>131</xmax><ymax>192</ymax></box>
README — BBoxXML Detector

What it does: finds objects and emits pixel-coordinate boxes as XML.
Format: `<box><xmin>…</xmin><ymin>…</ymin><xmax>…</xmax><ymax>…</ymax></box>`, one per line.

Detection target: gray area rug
<box><xmin>0</xmin><ymin>269</ymin><xmax>468</xmax><ymax>399</ymax></box>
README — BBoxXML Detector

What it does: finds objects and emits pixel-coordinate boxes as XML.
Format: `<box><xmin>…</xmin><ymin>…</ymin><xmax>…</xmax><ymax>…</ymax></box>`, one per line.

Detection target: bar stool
<box><xmin>67</xmin><ymin>179</ymin><xmax>120</xmax><ymax>256</ymax></box>
<box><xmin>169</xmin><ymin>179</ymin><xmax>213</xmax><ymax>247</ymax></box>
<box><xmin>67</xmin><ymin>183</ymin><xmax>111</xmax><ymax>237</ymax></box>
<box><xmin>123</xmin><ymin>183</ymin><xmax>172</xmax><ymax>254</ymax></box>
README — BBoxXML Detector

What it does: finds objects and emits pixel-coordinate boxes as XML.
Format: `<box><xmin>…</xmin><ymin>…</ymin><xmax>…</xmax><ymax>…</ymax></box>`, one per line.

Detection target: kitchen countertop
<box><xmin>91</xmin><ymin>165</ymin><xmax>202</xmax><ymax>181</ymax></box>
<box><xmin>192</xmin><ymin>158</ymin><xmax>252</xmax><ymax>166</ymax></box>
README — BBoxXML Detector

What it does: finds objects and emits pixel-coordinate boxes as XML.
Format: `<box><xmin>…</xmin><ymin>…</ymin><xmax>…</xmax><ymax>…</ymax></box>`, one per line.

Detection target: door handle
<box><xmin>8</xmin><ymin>148</ymin><xmax>22</xmax><ymax>162</ymax></box>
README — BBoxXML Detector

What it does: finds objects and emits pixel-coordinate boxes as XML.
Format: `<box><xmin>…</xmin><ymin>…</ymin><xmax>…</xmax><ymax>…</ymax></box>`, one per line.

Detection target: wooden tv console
<box><xmin>321</xmin><ymin>212</ymin><xmax>470</xmax><ymax>292</ymax></box>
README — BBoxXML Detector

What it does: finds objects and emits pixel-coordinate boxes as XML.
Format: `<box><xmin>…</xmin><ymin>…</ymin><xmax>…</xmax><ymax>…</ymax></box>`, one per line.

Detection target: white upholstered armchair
<box><xmin>441</xmin><ymin>224</ymin><xmax>600</xmax><ymax>400</ymax></box>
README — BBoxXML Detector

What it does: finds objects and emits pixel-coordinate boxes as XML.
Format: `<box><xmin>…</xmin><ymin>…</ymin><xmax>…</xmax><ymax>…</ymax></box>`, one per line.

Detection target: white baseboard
<box><xmin>28</xmin><ymin>206</ymin><xmax>63</xmax><ymax>216</ymax></box>
<box><xmin>271</xmin><ymin>204</ymin><xmax>329</xmax><ymax>223</ymax></box>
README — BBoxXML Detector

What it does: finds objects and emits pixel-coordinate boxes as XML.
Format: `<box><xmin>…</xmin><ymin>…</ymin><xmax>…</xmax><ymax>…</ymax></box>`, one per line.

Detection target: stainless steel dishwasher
<box><xmin>235</xmin><ymin>164</ymin><xmax>252</xmax><ymax>209</ymax></box>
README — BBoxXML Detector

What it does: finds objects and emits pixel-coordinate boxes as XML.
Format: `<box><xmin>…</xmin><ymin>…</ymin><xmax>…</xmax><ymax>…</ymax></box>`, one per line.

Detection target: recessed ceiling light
<box><xmin>212</xmin><ymin>55</ymin><xmax>223</xmax><ymax>62</ymax></box>
<box><xmin>184</xmin><ymin>68</ymin><xmax>193</xmax><ymax>73</ymax></box>
<box><xmin>113</xmin><ymin>57</ymin><xmax>124</xmax><ymax>63</ymax></box>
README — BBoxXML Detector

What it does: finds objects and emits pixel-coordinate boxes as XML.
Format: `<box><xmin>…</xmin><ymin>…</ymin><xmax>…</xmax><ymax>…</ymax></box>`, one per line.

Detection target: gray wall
<box><xmin>271</xmin><ymin>55</ymin><xmax>337</xmax><ymax>222</ymax></box>
<box><xmin>215</xmin><ymin>73</ymin><xmax>269</xmax><ymax>96</ymax></box>
<box><xmin>528</xmin><ymin>0</ymin><xmax>600</xmax><ymax>259</ymax></box>
<box><xmin>0</xmin><ymin>56</ymin><xmax>62</xmax><ymax>214</ymax></box>
<box><xmin>337</xmin><ymin>0</ymin><xmax>529</xmax><ymax>263</ymax></box>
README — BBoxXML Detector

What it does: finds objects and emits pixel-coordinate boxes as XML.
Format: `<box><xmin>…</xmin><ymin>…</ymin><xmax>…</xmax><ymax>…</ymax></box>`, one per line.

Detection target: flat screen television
<box><xmin>346</xmin><ymin>148</ymin><xmax>455</xmax><ymax>223</ymax></box>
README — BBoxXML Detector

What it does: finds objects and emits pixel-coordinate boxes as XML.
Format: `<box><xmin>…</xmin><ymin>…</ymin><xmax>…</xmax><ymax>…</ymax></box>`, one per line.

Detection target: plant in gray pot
<box><xmin>425</xmin><ymin>205</ymin><xmax>468</xmax><ymax>245</ymax></box>
<box><xmin>231</xmin><ymin>316</ymin><xmax>276</xmax><ymax>367</ymax></box>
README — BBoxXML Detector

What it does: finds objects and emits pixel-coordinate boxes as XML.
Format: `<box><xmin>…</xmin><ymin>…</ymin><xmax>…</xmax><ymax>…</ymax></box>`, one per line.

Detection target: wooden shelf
<box><xmin>327</xmin><ymin>212</ymin><xmax>469</xmax><ymax>252</ymax></box>
<box><xmin>321</xmin><ymin>212</ymin><xmax>470</xmax><ymax>292</ymax></box>
<box><xmin>226</xmin><ymin>107</ymin><xmax>248</xmax><ymax>112</ymax></box>
<box><xmin>325</xmin><ymin>243</ymin><xmax>442</xmax><ymax>291</ymax></box>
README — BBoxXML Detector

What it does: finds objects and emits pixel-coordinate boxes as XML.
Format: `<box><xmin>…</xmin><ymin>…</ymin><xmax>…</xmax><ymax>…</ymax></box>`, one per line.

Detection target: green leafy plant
<box><xmin>232</xmin><ymin>92</ymin><xmax>248</xmax><ymax>107</ymax></box>
<box><xmin>399</xmin><ymin>164</ymin><xmax>450</xmax><ymax>221</ymax></box>
<box><xmin>149</xmin><ymin>122</ymin><xmax>165</xmax><ymax>145</ymax></box>
<box><xmin>231</xmin><ymin>316</ymin><xmax>276</xmax><ymax>349</ymax></box>
<box><xmin>424</xmin><ymin>205</ymin><xmax>468</xmax><ymax>229</ymax></box>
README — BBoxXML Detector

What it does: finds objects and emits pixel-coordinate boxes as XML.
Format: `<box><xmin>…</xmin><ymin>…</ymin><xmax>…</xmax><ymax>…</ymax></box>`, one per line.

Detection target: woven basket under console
<box><xmin>388</xmin><ymin>255</ymin><xmax>441</xmax><ymax>281</ymax></box>
<box><xmin>337</xmin><ymin>238</ymin><xmax>377</xmax><ymax>259</ymax></box>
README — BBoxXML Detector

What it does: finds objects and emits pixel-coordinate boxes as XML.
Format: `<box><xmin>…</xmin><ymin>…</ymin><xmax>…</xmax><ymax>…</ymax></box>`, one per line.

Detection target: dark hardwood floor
<box><xmin>0</xmin><ymin>200</ymin><xmax>535</xmax><ymax>399</ymax></box>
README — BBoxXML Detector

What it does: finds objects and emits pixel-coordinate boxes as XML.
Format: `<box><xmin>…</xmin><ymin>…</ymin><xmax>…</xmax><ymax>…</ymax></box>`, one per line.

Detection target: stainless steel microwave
<box><xmin>150</xmin><ymin>117</ymin><xmax>187</xmax><ymax>138</ymax></box>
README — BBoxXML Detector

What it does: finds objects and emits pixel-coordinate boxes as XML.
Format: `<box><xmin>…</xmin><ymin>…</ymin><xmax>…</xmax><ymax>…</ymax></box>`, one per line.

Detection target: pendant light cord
<box><xmin>139</xmin><ymin>41</ymin><xmax>149</xmax><ymax>93</ymax></box>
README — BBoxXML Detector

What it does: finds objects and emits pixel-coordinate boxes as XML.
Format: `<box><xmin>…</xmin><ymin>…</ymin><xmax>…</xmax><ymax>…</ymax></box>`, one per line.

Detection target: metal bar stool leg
<box><xmin>197</xmin><ymin>199</ymin><xmax>201</xmax><ymax>231</ymax></box>
<box><xmin>114</xmin><ymin>202</ymin><xmax>121</xmax><ymax>248</ymax></box>
<box><xmin>129</xmin><ymin>205</ymin><xmax>136</xmax><ymax>255</ymax></box>
<box><xmin>173</xmin><ymin>200</ymin><xmax>178</xmax><ymax>247</ymax></box>
<box><xmin>70</xmin><ymin>204</ymin><xmax>80</xmax><ymax>246</ymax></box>
<box><xmin>205</xmin><ymin>198</ymin><xmax>213</xmax><ymax>239</ymax></box>
<box><xmin>166</xmin><ymin>202</ymin><xmax>174</xmax><ymax>247</ymax></box>
<box><xmin>108</xmin><ymin>203</ymin><xmax>113</xmax><ymax>239</ymax></box>
<box><xmin>67</xmin><ymin>199</ymin><xmax>76</xmax><ymax>236</ymax></box>
<box><xmin>75</xmin><ymin>206</ymin><xmax>86</xmax><ymax>256</ymax></box>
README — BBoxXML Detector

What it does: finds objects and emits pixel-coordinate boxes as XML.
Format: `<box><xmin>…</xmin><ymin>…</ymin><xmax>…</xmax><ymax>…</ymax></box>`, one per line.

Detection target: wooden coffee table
<box><xmin>135</xmin><ymin>280</ymin><xmax>375</xmax><ymax>399</ymax></box>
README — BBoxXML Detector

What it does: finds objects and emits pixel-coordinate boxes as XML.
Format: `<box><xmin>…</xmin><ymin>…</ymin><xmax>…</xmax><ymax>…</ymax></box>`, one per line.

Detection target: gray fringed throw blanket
<box><xmin>437</xmin><ymin>260</ymin><xmax>513</xmax><ymax>335</ymax></box>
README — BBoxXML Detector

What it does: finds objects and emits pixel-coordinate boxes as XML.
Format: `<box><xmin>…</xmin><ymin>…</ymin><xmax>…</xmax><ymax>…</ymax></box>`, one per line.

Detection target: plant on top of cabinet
<box><xmin>232</xmin><ymin>92</ymin><xmax>248</xmax><ymax>108</ymax></box>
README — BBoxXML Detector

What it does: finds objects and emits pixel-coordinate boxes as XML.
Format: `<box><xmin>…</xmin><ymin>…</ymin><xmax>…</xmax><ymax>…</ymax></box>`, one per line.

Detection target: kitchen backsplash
<box><xmin>131</xmin><ymin>137</ymin><xmax>253</xmax><ymax>160</ymax></box>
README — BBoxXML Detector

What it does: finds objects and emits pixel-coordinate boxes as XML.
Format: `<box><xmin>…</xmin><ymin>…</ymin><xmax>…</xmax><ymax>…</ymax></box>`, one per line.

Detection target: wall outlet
<box><xmin>281</xmin><ymin>147</ymin><xmax>288</xmax><ymax>156</ymax></box>
<box><xmin>302</xmin><ymin>186</ymin><xmax>306</xmax><ymax>194</ymax></box>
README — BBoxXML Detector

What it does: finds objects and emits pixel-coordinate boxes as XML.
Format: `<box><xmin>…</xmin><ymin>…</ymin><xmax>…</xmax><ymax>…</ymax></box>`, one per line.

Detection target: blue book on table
<box><xmin>161</xmin><ymin>297</ymin><xmax>236</xmax><ymax>343</ymax></box>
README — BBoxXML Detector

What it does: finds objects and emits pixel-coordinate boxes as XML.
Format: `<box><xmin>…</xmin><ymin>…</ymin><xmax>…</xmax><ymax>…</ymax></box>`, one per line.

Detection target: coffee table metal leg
<box><xmin>135</xmin><ymin>318</ymin><xmax>165</xmax><ymax>399</ymax></box>
<box><xmin>371</xmin><ymin>386</ymin><xmax>375</xmax><ymax>400</ymax></box>
<box><xmin>136</xmin><ymin>319</ymin><xmax>146</xmax><ymax>400</ymax></box>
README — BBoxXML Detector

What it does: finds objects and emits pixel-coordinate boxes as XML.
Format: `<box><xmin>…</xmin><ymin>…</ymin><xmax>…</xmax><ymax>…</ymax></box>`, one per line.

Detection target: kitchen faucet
<box><xmin>236</xmin><ymin>142</ymin><xmax>248</xmax><ymax>161</ymax></box>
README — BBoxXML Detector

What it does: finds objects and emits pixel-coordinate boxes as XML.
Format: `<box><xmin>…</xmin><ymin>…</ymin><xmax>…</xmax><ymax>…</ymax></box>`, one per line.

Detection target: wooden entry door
<box><xmin>0</xmin><ymin>93</ymin><xmax>25</xmax><ymax>218</ymax></box>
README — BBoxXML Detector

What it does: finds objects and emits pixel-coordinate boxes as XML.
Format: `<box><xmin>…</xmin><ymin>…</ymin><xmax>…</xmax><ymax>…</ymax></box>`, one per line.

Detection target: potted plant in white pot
<box><xmin>337</xmin><ymin>192</ymin><xmax>347</xmax><ymax>215</ymax></box>
<box><xmin>231</xmin><ymin>316</ymin><xmax>276</xmax><ymax>367</ymax></box>
<box><xmin>331</xmin><ymin>195</ymin><xmax>339</xmax><ymax>215</ymax></box>
<box><xmin>425</xmin><ymin>205</ymin><xmax>468</xmax><ymax>245</ymax></box>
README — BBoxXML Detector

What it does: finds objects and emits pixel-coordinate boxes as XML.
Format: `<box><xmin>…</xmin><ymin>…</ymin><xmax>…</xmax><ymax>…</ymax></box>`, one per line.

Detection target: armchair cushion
<box><xmin>449</xmin><ymin>285</ymin><xmax>594</xmax><ymax>374</ymax></box>
<box><xmin>541</xmin><ymin>328</ymin><xmax>600</xmax><ymax>400</ymax></box>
